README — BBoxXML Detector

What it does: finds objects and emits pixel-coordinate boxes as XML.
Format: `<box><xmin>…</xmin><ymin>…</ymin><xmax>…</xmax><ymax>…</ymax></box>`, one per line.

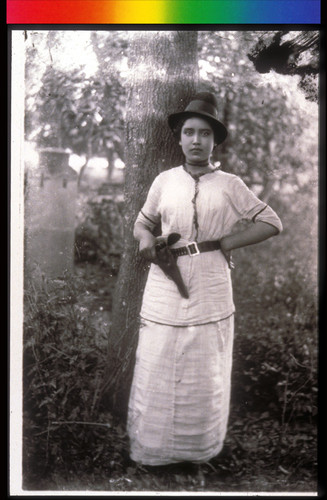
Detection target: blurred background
<box><xmin>20</xmin><ymin>30</ymin><xmax>319</xmax><ymax>492</ymax></box>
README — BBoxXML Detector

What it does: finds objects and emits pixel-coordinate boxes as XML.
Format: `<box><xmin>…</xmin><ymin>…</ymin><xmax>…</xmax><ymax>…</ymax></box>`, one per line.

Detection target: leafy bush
<box><xmin>231</xmin><ymin>194</ymin><xmax>318</xmax><ymax>425</ymax></box>
<box><xmin>23</xmin><ymin>273</ymin><xmax>115</xmax><ymax>485</ymax></box>
<box><xmin>74</xmin><ymin>191</ymin><xmax>124</xmax><ymax>269</ymax></box>
<box><xmin>23</xmin><ymin>187</ymin><xmax>318</xmax><ymax>490</ymax></box>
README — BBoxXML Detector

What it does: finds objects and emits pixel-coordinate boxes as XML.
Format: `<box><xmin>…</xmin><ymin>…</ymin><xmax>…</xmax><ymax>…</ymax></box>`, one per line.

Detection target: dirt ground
<box><xmin>22</xmin><ymin>262</ymin><xmax>319</xmax><ymax>495</ymax></box>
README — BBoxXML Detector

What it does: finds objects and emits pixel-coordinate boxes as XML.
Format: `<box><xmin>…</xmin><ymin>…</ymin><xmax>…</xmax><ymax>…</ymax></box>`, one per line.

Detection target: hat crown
<box><xmin>183</xmin><ymin>92</ymin><xmax>219</xmax><ymax>120</ymax></box>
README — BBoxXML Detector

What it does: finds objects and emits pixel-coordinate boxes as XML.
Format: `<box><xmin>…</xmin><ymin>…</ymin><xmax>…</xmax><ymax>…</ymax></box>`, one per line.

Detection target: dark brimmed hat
<box><xmin>168</xmin><ymin>92</ymin><xmax>228</xmax><ymax>145</ymax></box>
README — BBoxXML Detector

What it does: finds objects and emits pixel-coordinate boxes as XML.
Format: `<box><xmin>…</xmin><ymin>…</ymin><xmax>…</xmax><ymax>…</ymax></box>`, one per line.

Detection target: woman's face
<box><xmin>179</xmin><ymin>116</ymin><xmax>215</xmax><ymax>163</ymax></box>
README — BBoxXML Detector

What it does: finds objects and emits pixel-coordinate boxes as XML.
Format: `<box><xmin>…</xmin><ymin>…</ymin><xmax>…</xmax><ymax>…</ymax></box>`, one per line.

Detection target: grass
<box><xmin>22</xmin><ymin>189</ymin><xmax>319</xmax><ymax>493</ymax></box>
<box><xmin>22</xmin><ymin>255</ymin><xmax>318</xmax><ymax>494</ymax></box>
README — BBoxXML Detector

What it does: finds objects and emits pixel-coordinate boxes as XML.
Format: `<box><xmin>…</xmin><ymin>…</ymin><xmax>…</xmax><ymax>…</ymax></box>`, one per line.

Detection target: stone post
<box><xmin>24</xmin><ymin>148</ymin><xmax>78</xmax><ymax>280</ymax></box>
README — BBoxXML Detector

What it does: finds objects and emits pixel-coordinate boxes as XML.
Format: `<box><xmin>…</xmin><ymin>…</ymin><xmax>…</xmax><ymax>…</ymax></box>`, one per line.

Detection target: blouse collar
<box><xmin>182</xmin><ymin>164</ymin><xmax>220</xmax><ymax>180</ymax></box>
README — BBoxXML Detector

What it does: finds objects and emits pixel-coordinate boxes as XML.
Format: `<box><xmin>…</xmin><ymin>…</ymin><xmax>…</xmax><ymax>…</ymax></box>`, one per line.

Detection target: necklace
<box><xmin>185</xmin><ymin>158</ymin><xmax>209</xmax><ymax>167</ymax></box>
<box><xmin>183</xmin><ymin>162</ymin><xmax>217</xmax><ymax>179</ymax></box>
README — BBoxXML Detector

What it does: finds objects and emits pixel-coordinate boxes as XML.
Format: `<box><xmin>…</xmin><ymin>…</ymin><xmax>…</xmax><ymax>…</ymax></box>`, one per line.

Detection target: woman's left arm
<box><xmin>220</xmin><ymin>175</ymin><xmax>283</xmax><ymax>265</ymax></box>
<box><xmin>220</xmin><ymin>221</ymin><xmax>279</xmax><ymax>253</ymax></box>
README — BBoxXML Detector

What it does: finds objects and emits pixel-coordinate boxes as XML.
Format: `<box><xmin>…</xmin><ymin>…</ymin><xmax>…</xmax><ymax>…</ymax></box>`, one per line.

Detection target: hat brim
<box><xmin>168</xmin><ymin>111</ymin><xmax>228</xmax><ymax>145</ymax></box>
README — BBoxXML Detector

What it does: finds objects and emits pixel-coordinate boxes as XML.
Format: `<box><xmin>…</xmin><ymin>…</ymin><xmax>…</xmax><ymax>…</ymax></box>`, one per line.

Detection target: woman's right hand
<box><xmin>139</xmin><ymin>232</ymin><xmax>157</xmax><ymax>262</ymax></box>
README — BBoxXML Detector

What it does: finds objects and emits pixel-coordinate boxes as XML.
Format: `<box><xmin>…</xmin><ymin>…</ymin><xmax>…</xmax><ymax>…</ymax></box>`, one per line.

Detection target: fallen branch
<box><xmin>51</xmin><ymin>420</ymin><xmax>111</xmax><ymax>428</ymax></box>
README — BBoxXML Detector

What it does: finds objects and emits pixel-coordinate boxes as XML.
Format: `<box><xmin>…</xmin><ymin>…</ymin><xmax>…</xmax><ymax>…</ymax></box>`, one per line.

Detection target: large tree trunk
<box><xmin>101</xmin><ymin>31</ymin><xmax>199</xmax><ymax>420</ymax></box>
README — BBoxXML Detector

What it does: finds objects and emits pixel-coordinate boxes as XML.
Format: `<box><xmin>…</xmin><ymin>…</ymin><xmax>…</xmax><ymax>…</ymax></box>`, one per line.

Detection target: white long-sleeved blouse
<box><xmin>135</xmin><ymin>165</ymin><xmax>282</xmax><ymax>326</ymax></box>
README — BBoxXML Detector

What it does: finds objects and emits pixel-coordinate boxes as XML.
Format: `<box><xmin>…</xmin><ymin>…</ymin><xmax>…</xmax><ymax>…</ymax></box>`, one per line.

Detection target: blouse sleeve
<box><xmin>225</xmin><ymin>175</ymin><xmax>283</xmax><ymax>233</ymax></box>
<box><xmin>134</xmin><ymin>174</ymin><xmax>162</xmax><ymax>232</ymax></box>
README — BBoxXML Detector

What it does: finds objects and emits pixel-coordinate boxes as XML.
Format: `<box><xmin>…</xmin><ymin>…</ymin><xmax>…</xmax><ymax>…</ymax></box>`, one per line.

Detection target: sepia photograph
<box><xmin>10</xmin><ymin>29</ymin><xmax>320</xmax><ymax>495</ymax></box>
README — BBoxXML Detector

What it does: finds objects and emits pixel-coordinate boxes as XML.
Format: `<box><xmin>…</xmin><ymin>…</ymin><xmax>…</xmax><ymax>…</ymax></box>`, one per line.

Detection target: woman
<box><xmin>127</xmin><ymin>92</ymin><xmax>282</xmax><ymax>467</ymax></box>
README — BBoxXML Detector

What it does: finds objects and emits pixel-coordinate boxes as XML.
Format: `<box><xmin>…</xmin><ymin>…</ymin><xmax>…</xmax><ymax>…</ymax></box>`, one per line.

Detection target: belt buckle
<box><xmin>187</xmin><ymin>242</ymin><xmax>200</xmax><ymax>256</ymax></box>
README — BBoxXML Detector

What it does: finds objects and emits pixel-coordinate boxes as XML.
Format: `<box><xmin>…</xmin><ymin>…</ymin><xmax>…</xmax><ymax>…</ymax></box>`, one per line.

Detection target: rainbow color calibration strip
<box><xmin>7</xmin><ymin>0</ymin><xmax>321</xmax><ymax>24</ymax></box>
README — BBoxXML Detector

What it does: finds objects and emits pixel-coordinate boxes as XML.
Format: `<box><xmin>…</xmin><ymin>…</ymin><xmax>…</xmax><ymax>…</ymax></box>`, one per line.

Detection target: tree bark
<box><xmin>101</xmin><ymin>31</ymin><xmax>199</xmax><ymax>420</ymax></box>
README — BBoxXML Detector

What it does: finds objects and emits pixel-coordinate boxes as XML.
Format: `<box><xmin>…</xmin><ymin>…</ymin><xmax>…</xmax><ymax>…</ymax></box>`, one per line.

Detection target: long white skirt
<box><xmin>127</xmin><ymin>315</ymin><xmax>234</xmax><ymax>465</ymax></box>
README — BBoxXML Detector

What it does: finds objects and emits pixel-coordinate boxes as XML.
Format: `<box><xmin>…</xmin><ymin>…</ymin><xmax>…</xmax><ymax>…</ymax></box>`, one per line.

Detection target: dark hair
<box><xmin>171</xmin><ymin>118</ymin><xmax>188</xmax><ymax>140</ymax></box>
<box><xmin>172</xmin><ymin>114</ymin><xmax>218</xmax><ymax>144</ymax></box>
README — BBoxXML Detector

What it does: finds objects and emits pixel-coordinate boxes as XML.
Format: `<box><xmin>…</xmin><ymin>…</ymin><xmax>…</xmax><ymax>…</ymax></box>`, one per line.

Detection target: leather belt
<box><xmin>170</xmin><ymin>240</ymin><xmax>221</xmax><ymax>257</ymax></box>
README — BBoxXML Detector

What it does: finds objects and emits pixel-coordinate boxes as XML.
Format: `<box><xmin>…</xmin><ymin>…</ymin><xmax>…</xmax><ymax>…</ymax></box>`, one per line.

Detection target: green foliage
<box><xmin>25</xmin><ymin>31</ymin><xmax>127</xmax><ymax>161</ymax></box>
<box><xmin>22</xmin><ymin>30</ymin><xmax>318</xmax><ymax>491</ymax></box>
<box><xmin>23</xmin><ymin>274</ymin><xmax>110</xmax><ymax>482</ymax></box>
<box><xmin>23</xmin><ymin>263</ymin><xmax>317</xmax><ymax>491</ymax></box>
<box><xmin>231</xmin><ymin>192</ymin><xmax>317</xmax><ymax>420</ymax></box>
<box><xmin>74</xmin><ymin>192</ymin><xmax>124</xmax><ymax>268</ymax></box>
<box><xmin>198</xmin><ymin>31</ymin><xmax>318</xmax><ymax>199</ymax></box>
<box><xmin>25</xmin><ymin>31</ymin><xmax>318</xmax><ymax>201</ymax></box>
<box><xmin>23</xmin><ymin>187</ymin><xmax>318</xmax><ymax>489</ymax></box>
<box><xmin>30</xmin><ymin>65</ymin><xmax>125</xmax><ymax>159</ymax></box>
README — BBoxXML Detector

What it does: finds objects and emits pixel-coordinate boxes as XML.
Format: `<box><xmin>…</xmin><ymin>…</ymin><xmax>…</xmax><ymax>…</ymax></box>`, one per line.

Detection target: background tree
<box><xmin>101</xmin><ymin>31</ymin><xmax>199</xmax><ymax>418</ymax></box>
<box><xmin>197</xmin><ymin>31</ymin><xmax>318</xmax><ymax>202</ymax></box>
<box><xmin>24</xmin><ymin>30</ymin><xmax>318</xmax><ymax>200</ymax></box>
<box><xmin>24</xmin><ymin>31</ymin><xmax>128</xmax><ymax>184</ymax></box>
<box><xmin>89</xmin><ymin>31</ymin><xmax>128</xmax><ymax>181</ymax></box>
<box><xmin>23</xmin><ymin>28</ymin><xmax>318</xmax><ymax>420</ymax></box>
<box><xmin>22</xmin><ymin>30</ymin><xmax>318</xmax><ymax>489</ymax></box>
